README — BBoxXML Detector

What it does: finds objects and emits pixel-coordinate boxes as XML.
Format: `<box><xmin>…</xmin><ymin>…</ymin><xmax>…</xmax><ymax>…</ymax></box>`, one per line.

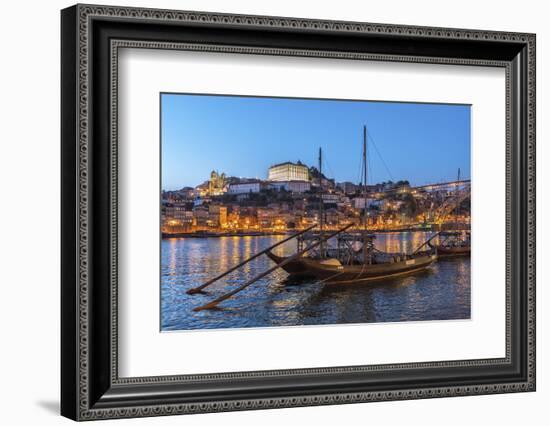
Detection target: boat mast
<box><xmin>319</xmin><ymin>147</ymin><xmax>324</xmax><ymax>258</ymax></box>
<box><xmin>363</xmin><ymin>125</ymin><xmax>368</xmax><ymax>231</ymax></box>
<box><xmin>455</xmin><ymin>167</ymin><xmax>460</xmax><ymax>230</ymax></box>
<box><xmin>362</xmin><ymin>125</ymin><xmax>371</xmax><ymax>265</ymax></box>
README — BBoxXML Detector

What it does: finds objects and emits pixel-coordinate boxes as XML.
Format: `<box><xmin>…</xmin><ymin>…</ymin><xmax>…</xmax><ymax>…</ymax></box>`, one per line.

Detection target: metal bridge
<box><xmin>430</xmin><ymin>185</ymin><xmax>471</xmax><ymax>224</ymax></box>
<box><xmin>412</xmin><ymin>179</ymin><xmax>471</xmax><ymax>193</ymax></box>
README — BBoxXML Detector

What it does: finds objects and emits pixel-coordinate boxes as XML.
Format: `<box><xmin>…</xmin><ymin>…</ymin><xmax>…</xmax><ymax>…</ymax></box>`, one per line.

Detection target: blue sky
<box><xmin>161</xmin><ymin>93</ymin><xmax>470</xmax><ymax>190</ymax></box>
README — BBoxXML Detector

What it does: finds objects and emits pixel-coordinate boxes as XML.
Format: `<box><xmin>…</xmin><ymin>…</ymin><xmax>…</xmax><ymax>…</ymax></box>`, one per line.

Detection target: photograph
<box><xmin>160</xmin><ymin>93</ymin><xmax>472</xmax><ymax>331</ymax></box>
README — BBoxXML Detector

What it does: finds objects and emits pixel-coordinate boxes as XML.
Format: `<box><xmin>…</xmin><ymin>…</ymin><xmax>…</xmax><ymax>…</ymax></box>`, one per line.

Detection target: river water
<box><xmin>161</xmin><ymin>232</ymin><xmax>470</xmax><ymax>331</ymax></box>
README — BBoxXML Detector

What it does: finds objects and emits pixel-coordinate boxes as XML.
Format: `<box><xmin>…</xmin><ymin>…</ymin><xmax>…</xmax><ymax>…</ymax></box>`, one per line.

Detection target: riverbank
<box><xmin>162</xmin><ymin>231</ymin><xmax>289</xmax><ymax>239</ymax></box>
<box><xmin>161</xmin><ymin>226</ymin><xmax>469</xmax><ymax>239</ymax></box>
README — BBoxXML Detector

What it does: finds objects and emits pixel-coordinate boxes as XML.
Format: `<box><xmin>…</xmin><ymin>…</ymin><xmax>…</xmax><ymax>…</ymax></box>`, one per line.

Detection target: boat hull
<box><xmin>428</xmin><ymin>242</ymin><xmax>470</xmax><ymax>257</ymax></box>
<box><xmin>266</xmin><ymin>251</ymin><xmax>437</xmax><ymax>284</ymax></box>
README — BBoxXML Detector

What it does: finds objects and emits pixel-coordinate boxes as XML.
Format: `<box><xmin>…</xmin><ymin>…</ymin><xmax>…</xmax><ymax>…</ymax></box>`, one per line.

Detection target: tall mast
<box><xmin>455</xmin><ymin>167</ymin><xmax>461</xmax><ymax>228</ymax></box>
<box><xmin>363</xmin><ymin>125</ymin><xmax>368</xmax><ymax>231</ymax></box>
<box><xmin>362</xmin><ymin>125</ymin><xmax>370</xmax><ymax>265</ymax></box>
<box><xmin>319</xmin><ymin>147</ymin><xmax>324</xmax><ymax>257</ymax></box>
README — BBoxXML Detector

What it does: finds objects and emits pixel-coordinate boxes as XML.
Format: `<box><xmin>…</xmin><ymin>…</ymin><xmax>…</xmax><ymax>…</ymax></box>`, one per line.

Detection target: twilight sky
<box><xmin>161</xmin><ymin>93</ymin><xmax>471</xmax><ymax>190</ymax></box>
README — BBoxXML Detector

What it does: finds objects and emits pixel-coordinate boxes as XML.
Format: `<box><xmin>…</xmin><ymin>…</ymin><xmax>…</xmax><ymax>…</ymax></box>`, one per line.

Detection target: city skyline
<box><xmin>161</xmin><ymin>93</ymin><xmax>471</xmax><ymax>190</ymax></box>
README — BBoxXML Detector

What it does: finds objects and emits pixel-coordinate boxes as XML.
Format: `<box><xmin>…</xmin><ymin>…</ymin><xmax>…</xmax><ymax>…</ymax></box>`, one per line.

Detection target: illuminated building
<box><xmin>162</xmin><ymin>203</ymin><xmax>193</xmax><ymax>232</ymax></box>
<box><xmin>228</xmin><ymin>180</ymin><xmax>262</xmax><ymax>194</ymax></box>
<box><xmin>208</xmin><ymin>170</ymin><xmax>226</xmax><ymax>196</ymax></box>
<box><xmin>269</xmin><ymin>180</ymin><xmax>311</xmax><ymax>193</ymax></box>
<box><xmin>268</xmin><ymin>161</ymin><xmax>309</xmax><ymax>182</ymax></box>
<box><xmin>209</xmin><ymin>205</ymin><xmax>228</xmax><ymax>227</ymax></box>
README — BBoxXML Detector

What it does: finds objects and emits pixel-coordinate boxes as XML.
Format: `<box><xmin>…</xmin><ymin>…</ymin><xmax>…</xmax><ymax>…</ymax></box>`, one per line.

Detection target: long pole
<box><xmin>363</xmin><ymin>125</ymin><xmax>368</xmax><ymax>230</ymax></box>
<box><xmin>363</xmin><ymin>125</ymin><xmax>370</xmax><ymax>264</ymax></box>
<box><xmin>193</xmin><ymin>224</ymin><xmax>353</xmax><ymax>311</ymax></box>
<box><xmin>411</xmin><ymin>231</ymin><xmax>441</xmax><ymax>255</ymax></box>
<box><xmin>455</xmin><ymin>168</ymin><xmax>461</xmax><ymax>229</ymax></box>
<box><xmin>319</xmin><ymin>147</ymin><xmax>324</xmax><ymax>258</ymax></box>
<box><xmin>186</xmin><ymin>224</ymin><xmax>316</xmax><ymax>294</ymax></box>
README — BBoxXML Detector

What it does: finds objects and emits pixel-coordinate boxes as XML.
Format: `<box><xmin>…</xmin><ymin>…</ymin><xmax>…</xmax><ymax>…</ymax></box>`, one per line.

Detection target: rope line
<box><xmin>367</xmin><ymin>129</ymin><xmax>394</xmax><ymax>181</ymax></box>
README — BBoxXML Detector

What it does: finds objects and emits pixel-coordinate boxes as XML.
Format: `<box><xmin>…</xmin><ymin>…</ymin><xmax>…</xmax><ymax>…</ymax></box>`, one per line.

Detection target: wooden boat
<box><xmin>432</xmin><ymin>245</ymin><xmax>470</xmax><ymax>257</ymax></box>
<box><xmin>266</xmin><ymin>249</ymin><xmax>437</xmax><ymax>284</ymax></box>
<box><xmin>428</xmin><ymin>231</ymin><xmax>470</xmax><ymax>257</ymax></box>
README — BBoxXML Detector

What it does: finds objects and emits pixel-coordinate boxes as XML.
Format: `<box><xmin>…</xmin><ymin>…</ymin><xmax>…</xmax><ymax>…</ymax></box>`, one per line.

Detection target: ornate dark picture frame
<box><xmin>61</xmin><ymin>4</ymin><xmax>536</xmax><ymax>421</ymax></box>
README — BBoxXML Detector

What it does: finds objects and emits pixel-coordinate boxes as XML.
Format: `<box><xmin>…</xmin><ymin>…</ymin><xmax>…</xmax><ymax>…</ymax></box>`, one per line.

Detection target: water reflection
<box><xmin>161</xmin><ymin>232</ymin><xmax>471</xmax><ymax>331</ymax></box>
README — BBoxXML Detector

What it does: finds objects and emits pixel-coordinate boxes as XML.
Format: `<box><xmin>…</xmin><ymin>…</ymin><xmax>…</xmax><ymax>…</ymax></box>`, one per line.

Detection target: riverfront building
<box><xmin>228</xmin><ymin>180</ymin><xmax>262</xmax><ymax>194</ymax></box>
<box><xmin>208</xmin><ymin>205</ymin><xmax>228</xmax><ymax>227</ymax></box>
<box><xmin>268</xmin><ymin>161</ymin><xmax>309</xmax><ymax>182</ymax></box>
<box><xmin>269</xmin><ymin>180</ymin><xmax>311</xmax><ymax>193</ymax></box>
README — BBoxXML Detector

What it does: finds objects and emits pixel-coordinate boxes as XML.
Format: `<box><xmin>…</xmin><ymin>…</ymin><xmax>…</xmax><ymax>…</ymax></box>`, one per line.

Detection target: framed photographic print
<box><xmin>61</xmin><ymin>4</ymin><xmax>536</xmax><ymax>421</ymax></box>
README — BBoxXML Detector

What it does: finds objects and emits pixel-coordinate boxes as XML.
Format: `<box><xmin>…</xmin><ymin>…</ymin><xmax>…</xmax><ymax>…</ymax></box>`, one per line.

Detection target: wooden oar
<box><xmin>193</xmin><ymin>223</ymin><xmax>353</xmax><ymax>311</ymax></box>
<box><xmin>186</xmin><ymin>225</ymin><xmax>316</xmax><ymax>295</ymax></box>
<box><xmin>411</xmin><ymin>231</ymin><xmax>441</xmax><ymax>255</ymax></box>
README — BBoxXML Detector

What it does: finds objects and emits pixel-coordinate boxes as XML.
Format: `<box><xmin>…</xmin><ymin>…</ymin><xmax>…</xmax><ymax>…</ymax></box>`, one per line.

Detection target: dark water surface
<box><xmin>161</xmin><ymin>232</ymin><xmax>470</xmax><ymax>331</ymax></box>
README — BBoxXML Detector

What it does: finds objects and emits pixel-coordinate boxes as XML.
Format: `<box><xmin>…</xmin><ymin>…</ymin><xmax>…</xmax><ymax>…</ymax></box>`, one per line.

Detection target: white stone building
<box><xmin>268</xmin><ymin>161</ymin><xmax>309</xmax><ymax>182</ymax></box>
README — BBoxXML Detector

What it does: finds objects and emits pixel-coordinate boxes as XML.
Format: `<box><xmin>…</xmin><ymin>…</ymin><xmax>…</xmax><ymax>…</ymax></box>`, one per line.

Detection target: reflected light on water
<box><xmin>168</xmin><ymin>238</ymin><xmax>178</xmax><ymax>278</ymax></box>
<box><xmin>161</xmin><ymin>232</ymin><xmax>471</xmax><ymax>331</ymax></box>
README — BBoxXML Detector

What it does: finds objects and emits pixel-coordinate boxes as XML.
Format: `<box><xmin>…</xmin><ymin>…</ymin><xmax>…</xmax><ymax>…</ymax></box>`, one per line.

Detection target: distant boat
<box><xmin>429</xmin><ymin>230</ymin><xmax>470</xmax><ymax>258</ymax></box>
